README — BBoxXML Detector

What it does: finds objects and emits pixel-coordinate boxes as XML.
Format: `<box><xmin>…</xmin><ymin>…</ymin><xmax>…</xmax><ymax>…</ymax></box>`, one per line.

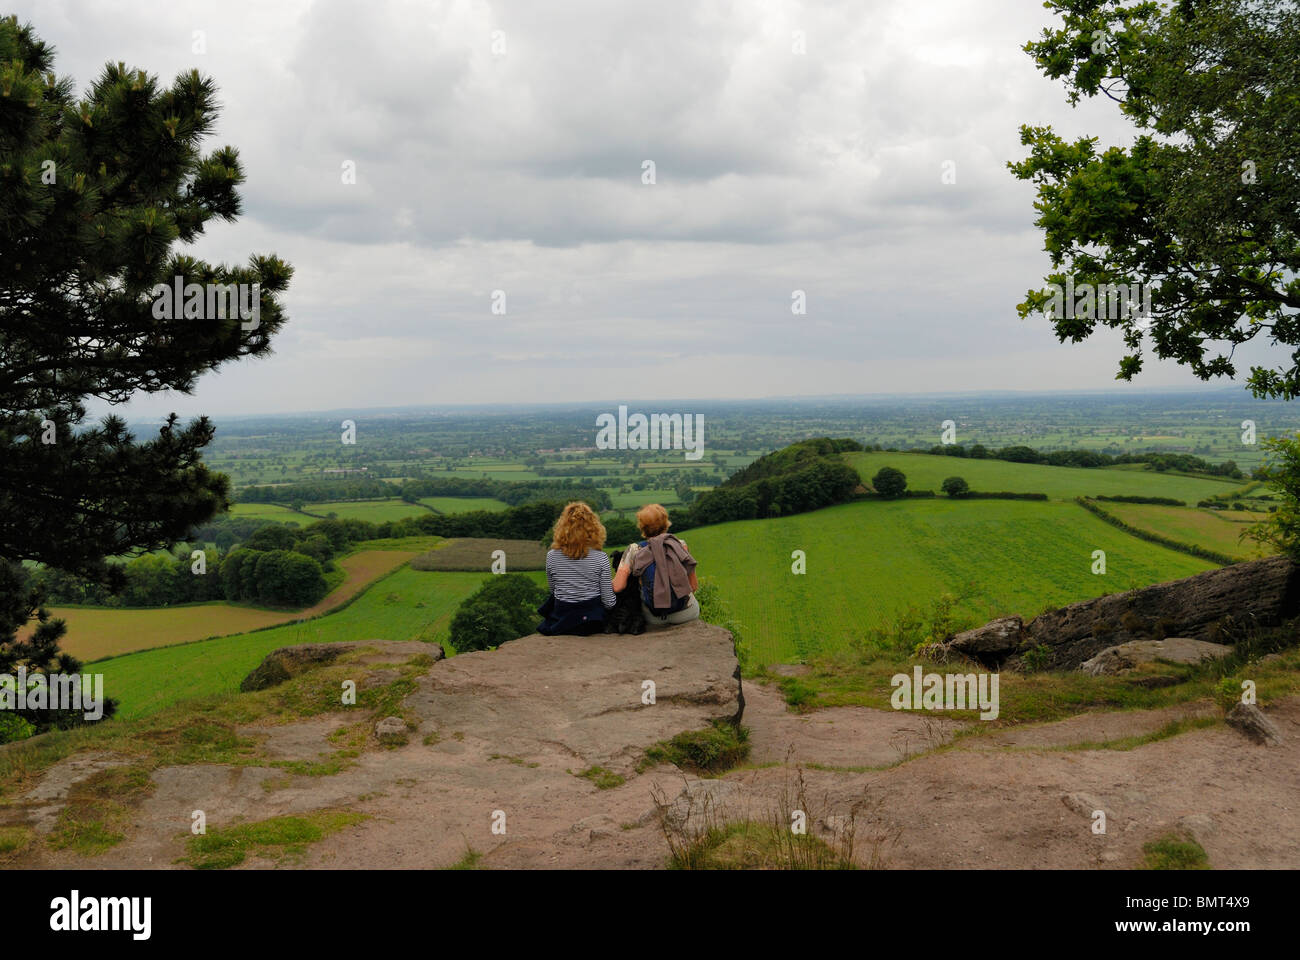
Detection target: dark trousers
<box><xmin>536</xmin><ymin>594</ymin><xmax>607</xmax><ymax>636</ymax></box>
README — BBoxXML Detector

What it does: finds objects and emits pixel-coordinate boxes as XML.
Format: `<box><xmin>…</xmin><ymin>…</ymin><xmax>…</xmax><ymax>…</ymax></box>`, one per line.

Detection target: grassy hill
<box><xmin>844</xmin><ymin>451</ymin><xmax>1243</xmax><ymax>502</ymax></box>
<box><xmin>96</xmin><ymin>567</ymin><xmax>547</xmax><ymax>719</ymax></box>
<box><xmin>685</xmin><ymin>498</ymin><xmax>1218</xmax><ymax>666</ymax></box>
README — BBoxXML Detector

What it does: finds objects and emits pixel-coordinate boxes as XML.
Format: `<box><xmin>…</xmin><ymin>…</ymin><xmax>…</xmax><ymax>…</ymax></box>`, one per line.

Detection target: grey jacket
<box><xmin>629</xmin><ymin>533</ymin><xmax>696</xmax><ymax>610</ymax></box>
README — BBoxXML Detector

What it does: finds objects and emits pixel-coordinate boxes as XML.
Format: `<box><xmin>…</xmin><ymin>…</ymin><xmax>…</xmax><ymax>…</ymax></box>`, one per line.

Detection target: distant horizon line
<box><xmin>111</xmin><ymin>383</ymin><xmax>1277</xmax><ymax>424</ymax></box>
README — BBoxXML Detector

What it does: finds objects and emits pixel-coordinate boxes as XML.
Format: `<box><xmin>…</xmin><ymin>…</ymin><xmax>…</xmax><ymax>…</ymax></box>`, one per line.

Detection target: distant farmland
<box><xmin>1099</xmin><ymin>501</ymin><xmax>1276</xmax><ymax>562</ymax></box>
<box><xmin>411</xmin><ymin>537</ymin><xmax>547</xmax><ymax>571</ymax></box>
<box><xmin>305</xmin><ymin>499</ymin><xmax>430</xmax><ymax>523</ymax></box>
<box><xmin>50</xmin><ymin>545</ymin><xmax>435</xmax><ymax>661</ymax></box>
<box><xmin>844</xmin><ymin>451</ymin><xmax>1244</xmax><ymax>503</ymax></box>
<box><xmin>685</xmin><ymin>498</ymin><xmax>1218</xmax><ymax>667</ymax></box>
<box><xmin>418</xmin><ymin>496</ymin><xmax>510</xmax><ymax>513</ymax></box>
<box><xmin>228</xmin><ymin>502</ymin><xmax>303</xmax><ymax>523</ymax></box>
<box><xmin>97</xmin><ymin>568</ymin><xmax>545</xmax><ymax>719</ymax></box>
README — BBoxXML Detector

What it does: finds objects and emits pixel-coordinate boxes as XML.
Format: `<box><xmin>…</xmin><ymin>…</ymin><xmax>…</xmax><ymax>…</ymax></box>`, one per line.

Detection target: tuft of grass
<box><xmin>654</xmin><ymin>764</ymin><xmax>891</xmax><ymax>870</ymax></box>
<box><xmin>0</xmin><ymin>825</ymin><xmax>34</xmax><ymax>861</ymax></box>
<box><xmin>181</xmin><ymin>810</ymin><xmax>368</xmax><ymax>870</ymax></box>
<box><xmin>667</xmin><ymin>821</ymin><xmax>854</xmax><ymax>870</ymax></box>
<box><xmin>573</xmin><ymin>765</ymin><xmax>625</xmax><ymax>789</ymax></box>
<box><xmin>777</xmin><ymin>675</ymin><xmax>818</xmax><ymax>711</ymax></box>
<box><xmin>1141</xmin><ymin>832</ymin><xmax>1210</xmax><ymax>870</ymax></box>
<box><xmin>449</xmin><ymin>846</ymin><xmax>485</xmax><ymax>870</ymax></box>
<box><xmin>640</xmin><ymin>721</ymin><xmax>751</xmax><ymax>775</ymax></box>
<box><xmin>46</xmin><ymin>764</ymin><xmax>156</xmax><ymax>856</ymax></box>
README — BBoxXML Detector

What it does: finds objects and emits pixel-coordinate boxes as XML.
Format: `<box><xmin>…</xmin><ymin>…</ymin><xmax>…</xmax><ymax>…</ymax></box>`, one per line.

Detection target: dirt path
<box><xmin>8</xmin><ymin>645</ymin><xmax>1298</xmax><ymax>870</ymax></box>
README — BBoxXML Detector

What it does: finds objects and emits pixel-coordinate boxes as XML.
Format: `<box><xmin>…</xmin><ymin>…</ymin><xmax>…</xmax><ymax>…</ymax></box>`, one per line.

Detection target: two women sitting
<box><xmin>537</xmin><ymin>501</ymin><xmax>699</xmax><ymax>636</ymax></box>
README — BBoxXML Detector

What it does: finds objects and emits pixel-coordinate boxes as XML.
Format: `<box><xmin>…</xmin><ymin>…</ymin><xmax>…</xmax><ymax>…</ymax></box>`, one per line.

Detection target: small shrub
<box><xmin>641</xmin><ymin>721</ymin><xmax>750</xmax><ymax>774</ymax></box>
<box><xmin>1141</xmin><ymin>832</ymin><xmax>1209</xmax><ymax>870</ymax></box>
<box><xmin>1021</xmin><ymin>643</ymin><xmax>1052</xmax><ymax>672</ymax></box>
<box><xmin>0</xmin><ymin>713</ymin><xmax>35</xmax><ymax>745</ymax></box>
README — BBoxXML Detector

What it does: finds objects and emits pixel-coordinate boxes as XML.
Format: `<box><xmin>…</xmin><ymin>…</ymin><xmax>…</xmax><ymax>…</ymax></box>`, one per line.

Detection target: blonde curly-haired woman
<box><xmin>537</xmin><ymin>501</ymin><xmax>617</xmax><ymax>635</ymax></box>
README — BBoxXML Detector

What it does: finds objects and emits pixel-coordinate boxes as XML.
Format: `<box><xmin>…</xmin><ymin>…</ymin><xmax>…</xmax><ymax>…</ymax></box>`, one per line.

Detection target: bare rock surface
<box><xmin>1226</xmin><ymin>702</ymin><xmax>1284</xmax><ymax>745</ymax></box>
<box><xmin>925</xmin><ymin>617</ymin><xmax>1024</xmax><ymax>663</ymax></box>
<box><xmin>8</xmin><ymin>628</ymin><xmax>1300</xmax><ymax>871</ymax></box>
<box><xmin>1024</xmin><ymin>555</ymin><xmax>1299</xmax><ymax>669</ymax></box>
<box><xmin>406</xmin><ymin>621</ymin><xmax>744</xmax><ymax>773</ymax></box>
<box><xmin>1080</xmin><ymin>638</ymin><xmax>1234</xmax><ymax>676</ymax></box>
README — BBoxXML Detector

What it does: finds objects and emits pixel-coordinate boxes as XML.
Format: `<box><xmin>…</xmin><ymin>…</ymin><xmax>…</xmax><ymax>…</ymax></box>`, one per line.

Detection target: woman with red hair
<box><xmin>537</xmin><ymin>501</ymin><xmax>617</xmax><ymax>635</ymax></box>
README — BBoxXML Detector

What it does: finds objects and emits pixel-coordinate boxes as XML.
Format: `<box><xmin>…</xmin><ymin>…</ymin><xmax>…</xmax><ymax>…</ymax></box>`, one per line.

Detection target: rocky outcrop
<box><xmin>948</xmin><ymin>555</ymin><xmax>1300</xmax><ymax>671</ymax></box>
<box><xmin>923</xmin><ymin>617</ymin><xmax>1024</xmax><ymax>664</ymax></box>
<box><xmin>240</xmin><ymin>641</ymin><xmax>445</xmax><ymax>693</ymax></box>
<box><xmin>1080</xmin><ymin>638</ymin><xmax>1234</xmax><ymax>676</ymax></box>
<box><xmin>240</xmin><ymin>643</ymin><xmax>347</xmax><ymax>692</ymax></box>
<box><xmin>1226</xmin><ymin>703</ymin><xmax>1284</xmax><ymax>745</ymax></box>
<box><xmin>404</xmin><ymin>619</ymin><xmax>744</xmax><ymax>772</ymax></box>
<box><xmin>1024</xmin><ymin>555</ymin><xmax>1298</xmax><ymax>669</ymax></box>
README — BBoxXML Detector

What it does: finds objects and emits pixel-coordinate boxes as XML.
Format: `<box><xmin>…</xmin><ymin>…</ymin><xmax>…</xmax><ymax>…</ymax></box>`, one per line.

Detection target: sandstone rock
<box><xmin>924</xmin><ymin>617</ymin><xmax>1023</xmax><ymax>663</ymax></box>
<box><xmin>407</xmin><ymin>620</ymin><xmax>743</xmax><ymax>774</ymax></box>
<box><xmin>239</xmin><ymin>657</ymin><xmax>290</xmax><ymax>693</ymax></box>
<box><xmin>1080</xmin><ymin>638</ymin><xmax>1233</xmax><ymax>676</ymax></box>
<box><xmin>1225</xmin><ymin>703</ymin><xmax>1284</xmax><ymax>745</ymax></box>
<box><xmin>1020</xmin><ymin>556</ymin><xmax>1298</xmax><ymax>669</ymax></box>
<box><xmin>375</xmin><ymin>716</ymin><xmax>407</xmax><ymax>738</ymax></box>
<box><xmin>1178</xmin><ymin>813</ymin><xmax>1216</xmax><ymax>842</ymax></box>
<box><xmin>239</xmin><ymin>643</ymin><xmax>348</xmax><ymax>692</ymax></box>
<box><xmin>1062</xmin><ymin>792</ymin><xmax>1112</xmax><ymax>823</ymax></box>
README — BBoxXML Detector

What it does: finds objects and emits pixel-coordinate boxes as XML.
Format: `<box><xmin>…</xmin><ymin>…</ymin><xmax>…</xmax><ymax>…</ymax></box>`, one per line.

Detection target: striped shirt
<box><xmin>546</xmin><ymin>548</ymin><xmax>616</xmax><ymax>608</ymax></box>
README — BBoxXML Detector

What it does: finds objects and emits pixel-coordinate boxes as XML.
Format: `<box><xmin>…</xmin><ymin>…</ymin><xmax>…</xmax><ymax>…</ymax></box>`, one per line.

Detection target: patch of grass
<box><xmin>668</xmin><ymin>821</ymin><xmax>855</xmax><ymax>870</ymax></box>
<box><xmin>411</xmin><ymin>538</ymin><xmax>547</xmax><ymax>572</ymax></box>
<box><xmin>654</xmin><ymin>765</ymin><xmax>889</xmax><ymax>870</ymax></box>
<box><xmin>777</xmin><ymin>676</ymin><xmax>818</xmax><ymax>710</ymax></box>
<box><xmin>685</xmin><ymin>496</ymin><xmax>1219</xmax><ymax>665</ymax></box>
<box><xmin>0</xmin><ymin>825</ymin><xmax>34</xmax><ymax>861</ymax></box>
<box><xmin>788</xmin><ymin>636</ymin><xmax>1300</xmax><ymax>727</ymax></box>
<box><xmin>640</xmin><ymin>721</ymin><xmax>751</xmax><ymax>775</ymax></box>
<box><xmin>449</xmin><ymin>846</ymin><xmax>485</xmax><ymax>870</ymax></box>
<box><xmin>1141</xmin><ymin>832</ymin><xmax>1210</xmax><ymax>870</ymax></box>
<box><xmin>1051</xmin><ymin>714</ymin><xmax>1220</xmax><ymax>752</ymax></box>
<box><xmin>573</xmin><ymin>765</ymin><xmax>624</xmax><ymax>789</ymax></box>
<box><xmin>181</xmin><ymin>810</ymin><xmax>368</xmax><ymax>869</ymax></box>
<box><xmin>422</xmin><ymin>732</ymin><xmax>441</xmax><ymax>746</ymax></box>
<box><xmin>46</xmin><ymin>764</ymin><xmax>156</xmax><ymax>856</ymax></box>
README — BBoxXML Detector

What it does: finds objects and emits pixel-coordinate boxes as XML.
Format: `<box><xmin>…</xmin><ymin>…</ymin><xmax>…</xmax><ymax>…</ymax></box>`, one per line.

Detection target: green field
<box><xmin>685</xmin><ymin>498</ymin><xmax>1219</xmax><ymax>667</ymax></box>
<box><xmin>228</xmin><ymin>502</ymin><xmax>304</xmax><ymax>522</ymax></box>
<box><xmin>609</xmin><ymin>488</ymin><xmax>680</xmax><ymax>510</ymax></box>
<box><xmin>1100</xmin><ymin>501</ymin><xmax>1276</xmax><ymax>562</ymax></box>
<box><xmin>844</xmin><ymin>451</ymin><xmax>1243</xmax><ymax>503</ymax></box>
<box><xmin>97</xmin><ymin>568</ymin><xmax>547</xmax><ymax>719</ymax></box>
<box><xmin>306</xmin><ymin>499</ymin><xmax>430</xmax><ymax>523</ymax></box>
<box><xmin>418</xmin><ymin>496</ymin><xmax>510</xmax><ymax>513</ymax></box>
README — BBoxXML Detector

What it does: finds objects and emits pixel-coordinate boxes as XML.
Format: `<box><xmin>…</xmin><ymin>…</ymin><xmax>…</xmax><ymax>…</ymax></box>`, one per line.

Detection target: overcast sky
<box><xmin>13</xmin><ymin>0</ymin><xmax>1278</xmax><ymax>417</ymax></box>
